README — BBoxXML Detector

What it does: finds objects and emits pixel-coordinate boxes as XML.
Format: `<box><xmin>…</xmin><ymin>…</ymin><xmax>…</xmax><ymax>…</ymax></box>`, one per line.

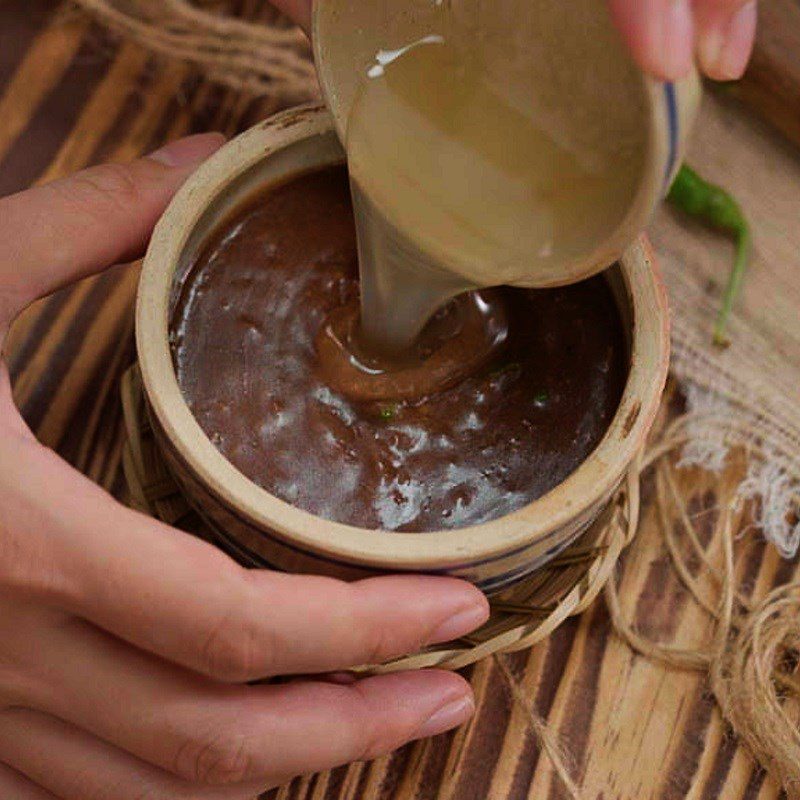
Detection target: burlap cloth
<box><xmin>74</xmin><ymin>1</ymin><xmax>800</xmax><ymax>796</ymax></box>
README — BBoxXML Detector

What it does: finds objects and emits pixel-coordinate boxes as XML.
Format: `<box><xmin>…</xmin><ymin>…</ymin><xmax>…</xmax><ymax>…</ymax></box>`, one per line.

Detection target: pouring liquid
<box><xmin>345</xmin><ymin>14</ymin><xmax>647</xmax><ymax>355</ymax></box>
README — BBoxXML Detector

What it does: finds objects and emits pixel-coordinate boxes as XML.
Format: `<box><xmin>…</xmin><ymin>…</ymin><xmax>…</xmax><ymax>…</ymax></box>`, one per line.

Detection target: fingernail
<box><xmin>148</xmin><ymin>133</ymin><xmax>226</xmax><ymax>168</ymax></box>
<box><xmin>427</xmin><ymin>601</ymin><xmax>489</xmax><ymax>644</ymax></box>
<box><xmin>652</xmin><ymin>0</ymin><xmax>695</xmax><ymax>80</ymax></box>
<box><xmin>416</xmin><ymin>695</ymin><xmax>474</xmax><ymax>739</ymax></box>
<box><xmin>698</xmin><ymin>2</ymin><xmax>757</xmax><ymax>81</ymax></box>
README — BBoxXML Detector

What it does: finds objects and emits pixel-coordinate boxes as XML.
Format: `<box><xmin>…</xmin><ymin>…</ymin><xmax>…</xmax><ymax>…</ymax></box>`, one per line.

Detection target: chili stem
<box><xmin>713</xmin><ymin>225</ymin><xmax>750</xmax><ymax>348</ymax></box>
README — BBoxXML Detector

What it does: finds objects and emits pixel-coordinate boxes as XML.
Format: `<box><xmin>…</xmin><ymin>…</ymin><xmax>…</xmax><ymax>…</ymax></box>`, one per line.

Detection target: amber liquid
<box><xmin>346</xmin><ymin>16</ymin><xmax>646</xmax><ymax>353</ymax></box>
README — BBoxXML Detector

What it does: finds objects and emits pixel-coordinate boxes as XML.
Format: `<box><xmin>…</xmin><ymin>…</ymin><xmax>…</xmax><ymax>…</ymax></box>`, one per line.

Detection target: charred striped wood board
<box><xmin>2</xmin><ymin>2</ymin><xmax>800</xmax><ymax>798</ymax></box>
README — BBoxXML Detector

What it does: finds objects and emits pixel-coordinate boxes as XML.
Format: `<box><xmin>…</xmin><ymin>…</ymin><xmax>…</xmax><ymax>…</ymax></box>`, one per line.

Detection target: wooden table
<box><xmin>3</xmin><ymin>3</ymin><xmax>799</xmax><ymax>798</ymax></box>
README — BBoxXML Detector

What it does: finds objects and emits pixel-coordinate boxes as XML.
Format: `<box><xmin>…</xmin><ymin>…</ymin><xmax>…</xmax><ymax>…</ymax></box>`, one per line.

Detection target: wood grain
<box><xmin>1</xmin><ymin>3</ymin><xmax>799</xmax><ymax>799</ymax></box>
<box><xmin>733</xmin><ymin>0</ymin><xmax>800</xmax><ymax>149</ymax></box>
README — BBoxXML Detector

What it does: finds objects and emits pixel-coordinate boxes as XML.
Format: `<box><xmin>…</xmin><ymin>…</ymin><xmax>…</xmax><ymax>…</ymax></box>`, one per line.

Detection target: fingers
<box><xmin>0</xmin><ymin>762</ymin><xmax>57</xmax><ymax>800</ymax></box>
<box><xmin>694</xmin><ymin>0</ymin><xmax>757</xmax><ymax>80</ymax></box>
<box><xmin>22</xmin><ymin>615</ymin><xmax>473</xmax><ymax>785</ymax></box>
<box><xmin>0</xmin><ymin>363</ymin><xmax>31</xmax><ymax>439</ymax></box>
<box><xmin>609</xmin><ymin>0</ymin><xmax>757</xmax><ymax>81</ymax></box>
<box><xmin>0</xmin><ymin>708</ymin><xmax>255</xmax><ymax>800</ymax></box>
<box><xmin>608</xmin><ymin>0</ymin><xmax>696</xmax><ymax>80</ymax></box>
<box><xmin>9</xmin><ymin>434</ymin><xmax>488</xmax><ymax>682</ymax></box>
<box><xmin>0</xmin><ymin>133</ymin><xmax>224</xmax><ymax>321</ymax></box>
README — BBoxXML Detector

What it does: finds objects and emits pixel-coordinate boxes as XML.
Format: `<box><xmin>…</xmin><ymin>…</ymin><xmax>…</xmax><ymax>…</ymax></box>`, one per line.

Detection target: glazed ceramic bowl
<box><xmin>136</xmin><ymin>104</ymin><xmax>670</xmax><ymax>593</ymax></box>
<box><xmin>313</xmin><ymin>0</ymin><xmax>701</xmax><ymax>287</ymax></box>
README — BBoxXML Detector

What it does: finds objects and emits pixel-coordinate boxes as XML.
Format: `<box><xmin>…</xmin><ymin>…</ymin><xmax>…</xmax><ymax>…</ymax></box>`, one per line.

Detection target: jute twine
<box><xmin>491</xmin><ymin>413</ymin><xmax>800</xmax><ymax>799</ymax></box>
<box><xmin>602</xmin><ymin>414</ymin><xmax>800</xmax><ymax>800</ymax></box>
<box><xmin>71</xmin><ymin>0</ymin><xmax>320</xmax><ymax>104</ymax></box>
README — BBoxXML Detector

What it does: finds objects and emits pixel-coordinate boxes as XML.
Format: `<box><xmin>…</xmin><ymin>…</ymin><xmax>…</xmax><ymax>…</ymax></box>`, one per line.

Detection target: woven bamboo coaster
<box><xmin>120</xmin><ymin>364</ymin><xmax>639</xmax><ymax>673</ymax></box>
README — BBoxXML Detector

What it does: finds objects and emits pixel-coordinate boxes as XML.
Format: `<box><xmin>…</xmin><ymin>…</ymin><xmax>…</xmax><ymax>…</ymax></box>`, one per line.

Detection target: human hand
<box><xmin>608</xmin><ymin>0</ymin><xmax>757</xmax><ymax>81</ymax></box>
<box><xmin>271</xmin><ymin>0</ymin><xmax>757</xmax><ymax>82</ymax></box>
<box><xmin>0</xmin><ymin>136</ymin><xmax>489</xmax><ymax>799</ymax></box>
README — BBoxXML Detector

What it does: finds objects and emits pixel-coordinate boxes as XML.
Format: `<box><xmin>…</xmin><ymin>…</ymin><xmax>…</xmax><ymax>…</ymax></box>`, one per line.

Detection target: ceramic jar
<box><xmin>136</xmin><ymin>104</ymin><xmax>670</xmax><ymax>593</ymax></box>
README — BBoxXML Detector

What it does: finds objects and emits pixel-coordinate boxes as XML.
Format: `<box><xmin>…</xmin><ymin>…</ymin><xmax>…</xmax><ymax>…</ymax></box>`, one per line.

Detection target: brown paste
<box><xmin>170</xmin><ymin>165</ymin><xmax>628</xmax><ymax>532</ymax></box>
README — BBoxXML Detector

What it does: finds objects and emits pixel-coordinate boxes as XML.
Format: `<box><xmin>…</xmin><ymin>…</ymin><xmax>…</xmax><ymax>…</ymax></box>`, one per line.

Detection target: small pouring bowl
<box><xmin>313</xmin><ymin>0</ymin><xmax>701</xmax><ymax>287</ymax></box>
<box><xmin>136</xmin><ymin>105</ymin><xmax>670</xmax><ymax>593</ymax></box>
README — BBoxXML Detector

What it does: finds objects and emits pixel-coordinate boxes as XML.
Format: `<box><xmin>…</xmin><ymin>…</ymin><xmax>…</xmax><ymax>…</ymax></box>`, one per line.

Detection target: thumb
<box><xmin>0</xmin><ymin>133</ymin><xmax>225</xmax><ymax>322</ymax></box>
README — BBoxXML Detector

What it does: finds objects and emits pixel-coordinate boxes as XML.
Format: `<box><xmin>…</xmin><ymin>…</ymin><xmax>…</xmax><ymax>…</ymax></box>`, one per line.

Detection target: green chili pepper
<box><xmin>667</xmin><ymin>164</ymin><xmax>750</xmax><ymax>348</ymax></box>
